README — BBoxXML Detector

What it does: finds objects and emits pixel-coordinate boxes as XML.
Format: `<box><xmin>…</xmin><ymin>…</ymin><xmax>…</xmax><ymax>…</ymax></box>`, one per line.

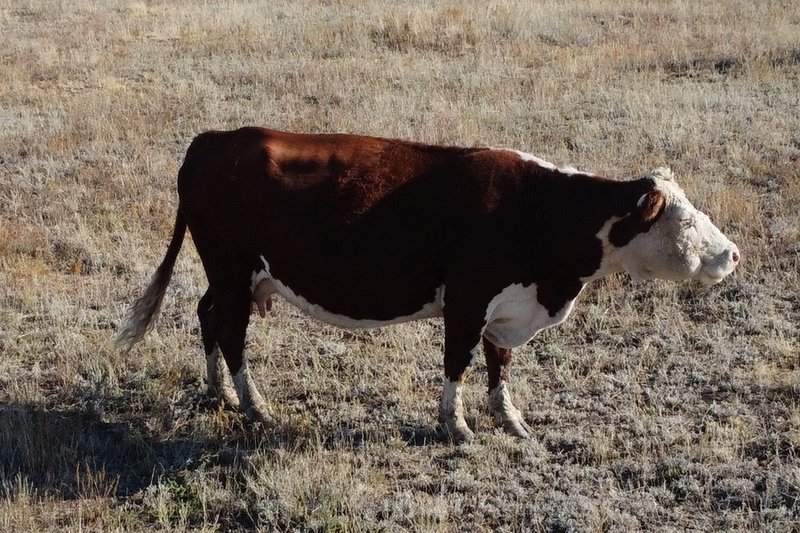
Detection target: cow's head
<box><xmin>609</xmin><ymin>168</ymin><xmax>740</xmax><ymax>285</ymax></box>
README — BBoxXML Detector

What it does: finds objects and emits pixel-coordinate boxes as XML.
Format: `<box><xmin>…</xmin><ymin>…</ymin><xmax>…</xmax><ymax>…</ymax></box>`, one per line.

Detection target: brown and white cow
<box><xmin>117</xmin><ymin>127</ymin><xmax>740</xmax><ymax>443</ymax></box>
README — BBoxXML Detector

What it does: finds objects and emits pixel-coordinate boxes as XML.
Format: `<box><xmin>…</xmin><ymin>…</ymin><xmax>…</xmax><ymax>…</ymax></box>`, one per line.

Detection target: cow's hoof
<box><xmin>488</xmin><ymin>382</ymin><xmax>532</xmax><ymax>439</ymax></box>
<box><xmin>493</xmin><ymin>409</ymin><xmax>533</xmax><ymax>439</ymax></box>
<box><xmin>500</xmin><ymin>417</ymin><xmax>532</xmax><ymax>439</ymax></box>
<box><xmin>241</xmin><ymin>404</ymin><xmax>275</xmax><ymax>429</ymax></box>
<box><xmin>208</xmin><ymin>384</ymin><xmax>240</xmax><ymax>409</ymax></box>
<box><xmin>441</xmin><ymin>421</ymin><xmax>475</xmax><ymax>444</ymax></box>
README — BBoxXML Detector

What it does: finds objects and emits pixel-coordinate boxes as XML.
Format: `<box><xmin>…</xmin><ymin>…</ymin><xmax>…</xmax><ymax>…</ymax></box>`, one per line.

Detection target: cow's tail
<box><xmin>116</xmin><ymin>208</ymin><xmax>187</xmax><ymax>353</ymax></box>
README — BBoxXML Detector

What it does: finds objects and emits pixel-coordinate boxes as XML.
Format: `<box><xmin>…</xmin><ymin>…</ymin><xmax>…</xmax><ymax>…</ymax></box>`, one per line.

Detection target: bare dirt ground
<box><xmin>1</xmin><ymin>1</ymin><xmax>798</xmax><ymax>530</ymax></box>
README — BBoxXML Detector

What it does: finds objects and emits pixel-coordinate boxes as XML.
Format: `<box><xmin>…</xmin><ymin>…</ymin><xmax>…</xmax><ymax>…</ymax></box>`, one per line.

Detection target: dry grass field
<box><xmin>1</xmin><ymin>0</ymin><xmax>799</xmax><ymax>530</ymax></box>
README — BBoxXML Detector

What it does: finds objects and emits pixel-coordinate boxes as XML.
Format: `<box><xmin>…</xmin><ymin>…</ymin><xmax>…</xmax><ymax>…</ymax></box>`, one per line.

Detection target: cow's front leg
<box><xmin>439</xmin><ymin>307</ymin><xmax>484</xmax><ymax>444</ymax></box>
<box><xmin>484</xmin><ymin>338</ymin><xmax>532</xmax><ymax>438</ymax></box>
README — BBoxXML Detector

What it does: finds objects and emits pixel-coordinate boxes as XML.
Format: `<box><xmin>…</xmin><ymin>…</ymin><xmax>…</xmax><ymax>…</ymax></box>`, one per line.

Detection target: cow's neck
<box><xmin>577</xmin><ymin>177</ymin><xmax>658</xmax><ymax>284</ymax></box>
<box><xmin>518</xmin><ymin>171</ymin><xmax>656</xmax><ymax>285</ymax></box>
<box><xmin>584</xmin><ymin>224</ymin><xmax>634</xmax><ymax>283</ymax></box>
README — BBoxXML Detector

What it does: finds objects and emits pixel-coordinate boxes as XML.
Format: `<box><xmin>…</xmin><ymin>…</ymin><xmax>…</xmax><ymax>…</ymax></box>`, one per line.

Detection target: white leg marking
<box><xmin>206</xmin><ymin>345</ymin><xmax>220</xmax><ymax>389</ymax></box>
<box><xmin>232</xmin><ymin>367</ymin><xmax>248</xmax><ymax>403</ymax></box>
<box><xmin>489</xmin><ymin>380</ymin><xmax>532</xmax><ymax>438</ymax></box>
<box><xmin>231</xmin><ymin>359</ymin><xmax>272</xmax><ymax>425</ymax></box>
<box><xmin>206</xmin><ymin>345</ymin><xmax>239</xmax><ymax>407</ymax></box>
<box><xmin>466</xmin><ymin>347</ymin><xmax>480</xmax><ymax>368</ymax></box>
<box><xmin>439</xmin><ymin>379</ymin><xmax>474</xmax><ymax>443</ymax></box>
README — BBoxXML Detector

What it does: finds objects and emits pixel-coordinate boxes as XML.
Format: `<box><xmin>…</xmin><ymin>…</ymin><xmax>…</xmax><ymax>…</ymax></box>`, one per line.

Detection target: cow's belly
<box><xmin>482</xmin><ymin>283</ymin><xmax>579</xmax><ymax>349</ymax></box>
<box><xmin>251</xmin><ymin>256</ymin><xmax>445</xmax><ymax>328</ymax></box>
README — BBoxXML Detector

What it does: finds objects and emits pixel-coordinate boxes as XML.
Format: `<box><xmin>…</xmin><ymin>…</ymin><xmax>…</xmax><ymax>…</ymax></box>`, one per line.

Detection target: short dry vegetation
<box><xmin>1</xmin><ymin>0</ymin><xmax>799</xmax><ymax>531</ymax></box>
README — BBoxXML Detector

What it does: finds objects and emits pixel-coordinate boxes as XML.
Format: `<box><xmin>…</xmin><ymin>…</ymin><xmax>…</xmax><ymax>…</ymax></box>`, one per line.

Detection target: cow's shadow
<box><xmin>314</xmin><ymin>421</ymin><xmax>443</xmax><ymax>450</ymax></box>
<box><xmin>0</xmin><ymin>402</ymin><xmax>224</xmax><ymax>498</ymax></box>
<box><xmin>0</xmin><ymin>395</ymin><xmax>442</xmax><ymax>498</ymax></box>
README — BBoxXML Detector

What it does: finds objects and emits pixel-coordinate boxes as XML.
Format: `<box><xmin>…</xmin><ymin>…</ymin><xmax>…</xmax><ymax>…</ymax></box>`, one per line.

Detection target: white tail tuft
<box><xmin>116</xmin><ymin>210</ymin><xmax>186</xmax><ymax>353</ymax></box>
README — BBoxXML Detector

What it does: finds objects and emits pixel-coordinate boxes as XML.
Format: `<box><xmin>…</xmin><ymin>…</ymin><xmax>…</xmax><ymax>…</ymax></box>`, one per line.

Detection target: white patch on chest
<box><xmin>251</xmin><ymin>256</ymin><xmax>445</xmax><ymax>328</ymax></box>
<box><xmin>482</xmin><ymin>282</ymin><xmax>581</xmax><ymax>349</ymax></box>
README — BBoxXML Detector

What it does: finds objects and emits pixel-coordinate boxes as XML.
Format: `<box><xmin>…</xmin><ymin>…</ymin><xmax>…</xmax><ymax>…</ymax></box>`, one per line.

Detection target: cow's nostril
<box><xmin>732</xmin><ymin>250</ymin><xmax>740</xmax><ymax>263</ymax></box>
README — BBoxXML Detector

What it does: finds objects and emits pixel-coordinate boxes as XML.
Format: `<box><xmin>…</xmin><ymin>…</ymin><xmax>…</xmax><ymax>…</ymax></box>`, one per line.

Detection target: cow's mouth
<box><xmin>698</xmin><ymin>272</ymin><xmax>724</xmax><ymax>286</ymax></box>
<box><xmin>697</xmin><ymin>264</ymin><xmax>735</xmax><ymax>286</ymax></box>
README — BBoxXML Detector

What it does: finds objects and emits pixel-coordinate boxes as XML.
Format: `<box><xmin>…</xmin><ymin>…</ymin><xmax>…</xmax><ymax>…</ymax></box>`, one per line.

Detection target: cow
<box><xmin>117</xmin><ymin>127</ymin><xmax>740</xmax><ymax>443</ymax></box>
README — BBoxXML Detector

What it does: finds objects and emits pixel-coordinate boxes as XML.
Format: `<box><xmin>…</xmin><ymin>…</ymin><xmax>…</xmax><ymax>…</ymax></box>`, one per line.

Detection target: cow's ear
<box><xmin>636</xmin><ymin>190</ymin><xmax>666</xmax><ymax>223</ymax></box>
<box><xmin>609</xmin><ymin>190</ymin><xmax>666</xmax><ymax>247</ymax></box>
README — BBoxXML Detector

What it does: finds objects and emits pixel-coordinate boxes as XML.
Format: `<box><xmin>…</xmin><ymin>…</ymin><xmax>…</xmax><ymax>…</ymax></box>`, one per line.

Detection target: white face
<box><xmin>623</xmin><ymin>170</ymin><xmax>740</xmax><ymax>285</ymax></box>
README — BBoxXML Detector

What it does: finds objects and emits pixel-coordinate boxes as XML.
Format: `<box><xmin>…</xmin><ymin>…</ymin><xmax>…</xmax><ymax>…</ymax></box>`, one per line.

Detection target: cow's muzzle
<box><xmin>700</xmin><ymin>244</ymin><xmax>740</xmax><ymax>285</ymax></box>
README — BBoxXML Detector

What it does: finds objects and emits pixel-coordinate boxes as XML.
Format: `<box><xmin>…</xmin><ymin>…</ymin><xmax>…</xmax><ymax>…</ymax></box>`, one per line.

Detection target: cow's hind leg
<box><xmin>197</xmin><ymin>289</ymin><xmax>239</xmax><ymax>407</ymax></box>
<box><xmin>484</xmin><ymin>338</ymin><xmax>532</xmax><ymax>439</ymax></box>
<box><xmin>213</xmin><ymin>285</ymin><xmax>272</xmax><ymax>426</ymax></box>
